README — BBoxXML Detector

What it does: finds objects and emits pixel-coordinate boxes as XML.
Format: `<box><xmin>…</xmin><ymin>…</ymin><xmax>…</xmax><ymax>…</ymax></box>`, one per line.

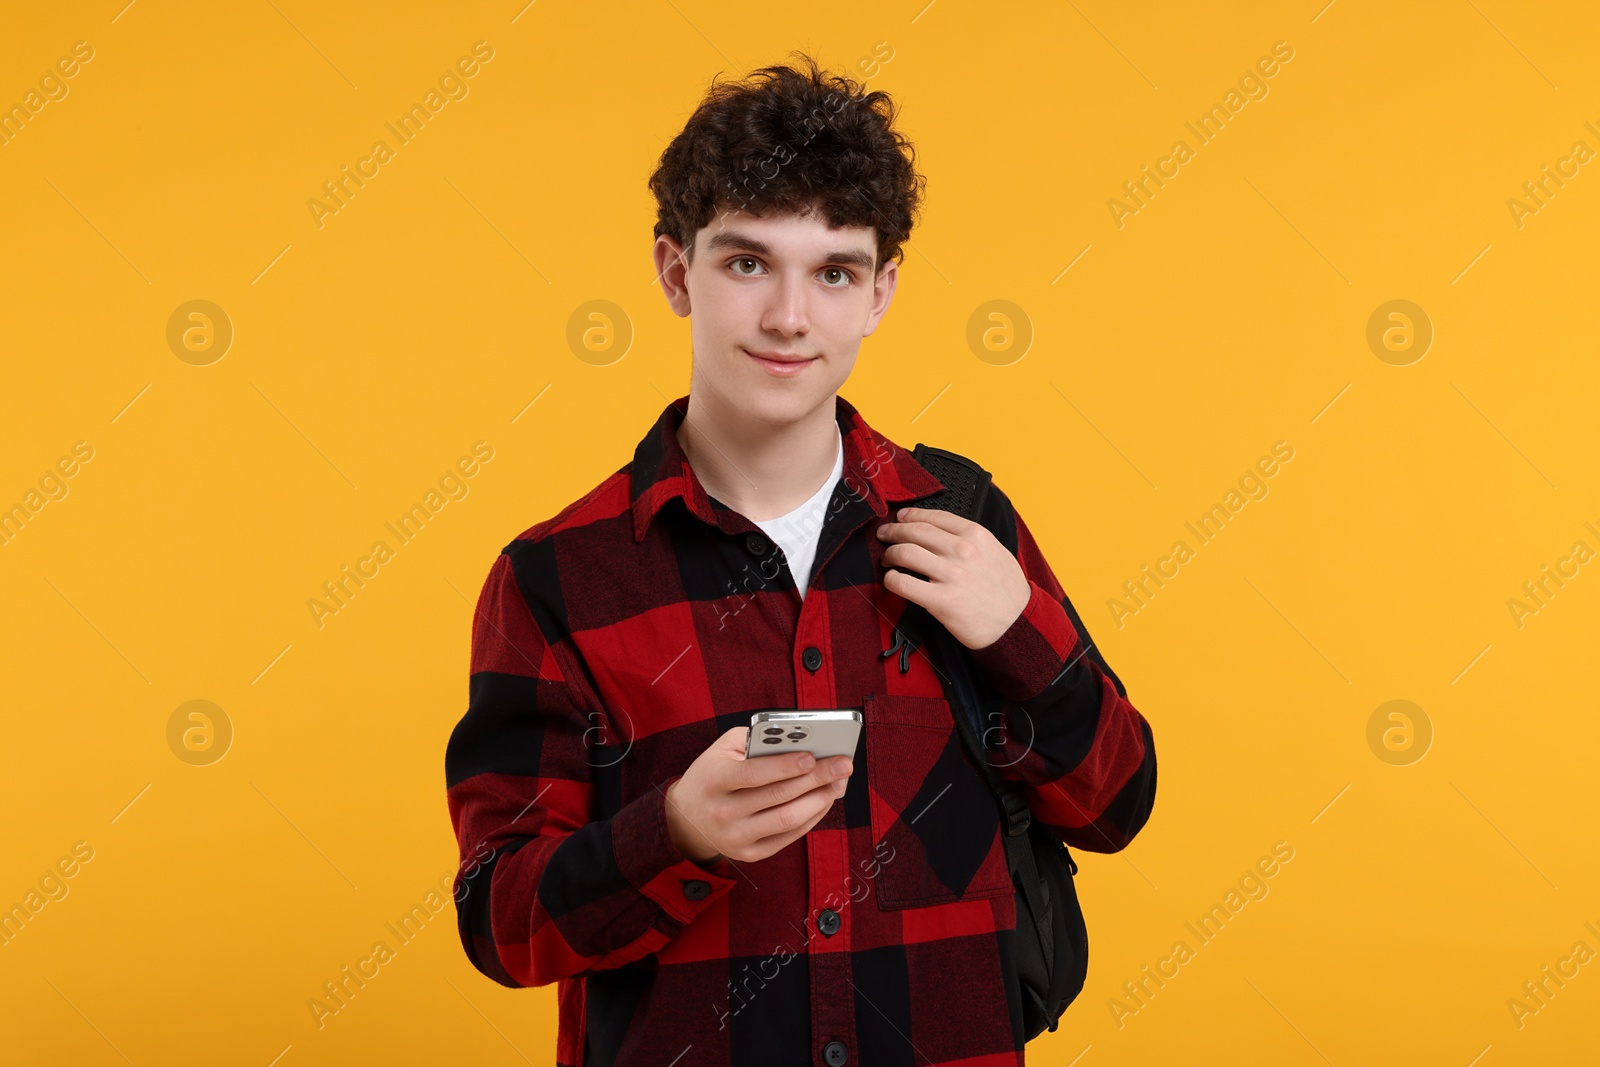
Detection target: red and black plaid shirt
<box><xmin>445</xmin><ymin>392</ymin><xmax>1157</xmax><ymax>1066</ymax></box>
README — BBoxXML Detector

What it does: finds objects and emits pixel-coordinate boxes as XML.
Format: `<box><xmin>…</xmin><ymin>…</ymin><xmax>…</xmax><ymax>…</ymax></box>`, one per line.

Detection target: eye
<box><xmin>729</xmin><ymin>256</ymin><xmax>764</xmax><ymax>276</ymax></box>
<box><xmin>820</xmin><ymin>267</ymin><xmax>854</xmax><ymax>288</ymax></box>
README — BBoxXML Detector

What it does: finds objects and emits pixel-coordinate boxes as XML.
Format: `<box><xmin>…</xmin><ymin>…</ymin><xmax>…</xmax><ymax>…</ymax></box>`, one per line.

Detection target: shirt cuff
<box><xmin>611</xmin><ymin>775</ymin><xmax>739</xmax><ymax>925</ymax></box>
<box><xmin>968</xmin><ymin>580</ymin><xmax>1080</xmax><ymax>703</ymax></box>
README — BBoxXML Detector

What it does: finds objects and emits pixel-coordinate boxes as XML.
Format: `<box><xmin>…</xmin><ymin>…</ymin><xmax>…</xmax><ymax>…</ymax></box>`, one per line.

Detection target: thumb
<box><xmin>718</xmin><ymin>725</ymin><xmax>751</xmax><ymax>757</ymax></box>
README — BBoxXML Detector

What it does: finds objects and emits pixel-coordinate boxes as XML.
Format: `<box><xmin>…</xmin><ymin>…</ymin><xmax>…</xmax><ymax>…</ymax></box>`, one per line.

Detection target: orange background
<box><xmin>3</xmin><ymin>1</ymin><xmax>1598</xmax><ymax>1063</ymax></box>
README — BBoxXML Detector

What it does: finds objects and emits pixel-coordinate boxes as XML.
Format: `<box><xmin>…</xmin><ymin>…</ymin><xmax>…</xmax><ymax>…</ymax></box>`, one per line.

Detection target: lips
<box><xmin>746</xmin><ymin>349</ymin><xmax>813</xmax><ymax>363</ymax></box>
<box><xmin>745</xmin><ymin>349</ymin><xmax>817</xmax><ymax>376</ymax></box>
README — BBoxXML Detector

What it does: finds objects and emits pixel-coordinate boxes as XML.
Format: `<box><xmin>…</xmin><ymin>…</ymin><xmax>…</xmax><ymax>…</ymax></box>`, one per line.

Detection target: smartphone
<box><xmin>745</xmin><ymin>709</ymin><xmax>862</xmax><ymax>761</ymax></box>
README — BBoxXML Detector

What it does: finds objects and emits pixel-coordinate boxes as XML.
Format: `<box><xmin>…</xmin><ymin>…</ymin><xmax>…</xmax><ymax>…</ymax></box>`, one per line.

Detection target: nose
<box><xmin>761</xmin><ymin>270</ymin><xmax>810</xmax><ymax>337</ymax></box>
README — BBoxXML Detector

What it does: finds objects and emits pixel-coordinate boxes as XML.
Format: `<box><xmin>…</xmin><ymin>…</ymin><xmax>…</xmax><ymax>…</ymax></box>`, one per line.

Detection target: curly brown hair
<box><xmin>648</xmin><ymin>51</ymin><xmax>925</xmax><ymax>273</ymax></box>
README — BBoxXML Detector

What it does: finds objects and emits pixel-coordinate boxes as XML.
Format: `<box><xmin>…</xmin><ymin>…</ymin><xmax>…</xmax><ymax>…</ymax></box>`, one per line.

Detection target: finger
<box><xmin>731</xmin><ymin>745</ymin><xmax>818</xmax><ymax>791</ymax></box>
<box><xmin>883</xmin><ymin>566</ymin><xmax>933</xmax><ymax>608</ymax></box>
<box><xmin>879</xmin><ymin>516</ymin><xmax>963</xmax><ymax>557</ymax></box>
<box><xmin>895</xmin><ymin>507</ymin><xmax>975</xmax><ymax>535</ymax></box>
<box><xmin>881</xmin><ymin>541</ymin><xmax>952</xmax><ymax>583</ymax></box>
<box><xmin>737</xmin><ymin>755</ymin><xmax>851</xmax><ymax>815</ymax></box>
<box><xmin>743</xmin><ymin>778</ymin><xmax>844</xmax><ymax>849</ymax></box>
<box><xmin>734</xmin><ymin>778</ymin><xmax>844</xmax><ymax>860</ymax></box>
<box><xmin>884</xmin><ymin>566</ymin><xmax>954</xmax><ymax>618</ymax></box>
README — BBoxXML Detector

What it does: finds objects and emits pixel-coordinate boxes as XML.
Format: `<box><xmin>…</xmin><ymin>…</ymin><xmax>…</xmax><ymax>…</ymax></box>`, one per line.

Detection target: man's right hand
<box><xmin>663</xmin><ymin>727</ymin><xmax>854</xmax><ymax>865</ymax></box>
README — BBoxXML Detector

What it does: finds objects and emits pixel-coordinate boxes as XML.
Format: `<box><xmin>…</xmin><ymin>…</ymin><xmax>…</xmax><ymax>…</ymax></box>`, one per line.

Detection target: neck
<box><xmin>675</xmin><ymin>389</ymin><xmax>840</xmax><ymax>522</ymax></box>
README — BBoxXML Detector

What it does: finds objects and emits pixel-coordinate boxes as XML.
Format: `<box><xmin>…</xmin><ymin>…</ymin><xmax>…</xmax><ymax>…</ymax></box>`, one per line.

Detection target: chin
<box><xmin>739</xmin><ymin>388</ymin><xmax>819</xmax><ymax>427</ymax></box>
<box><xmin>698</xmin><ymin>349</ymin><xmax>848</xmax><ymax>426</ymax></box>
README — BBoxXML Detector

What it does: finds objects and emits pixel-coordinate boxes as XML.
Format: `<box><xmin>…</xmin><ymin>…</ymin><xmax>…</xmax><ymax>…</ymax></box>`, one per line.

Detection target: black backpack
<box><xmin>879</xmin><ymin>443</ymin><xmax>1089</xmax><ymax>1042</ymax></box>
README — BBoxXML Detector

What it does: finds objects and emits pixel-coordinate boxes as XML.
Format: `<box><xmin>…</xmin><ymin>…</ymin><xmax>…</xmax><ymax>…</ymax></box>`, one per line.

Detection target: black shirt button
<box><xmin>744</xmin><ymin>532</ymin><xmax>768</xmax><ymax>555</ymax></box>
<box><xmin>817</xmin><ymin>908</ymin><xmax>840</xmax><ymax>936</ymax></box>
<box><xmin>823</xmin><ymin>1040</ymin><xmax>849</xmax><ymax>1066</ymax></box>
<box><xmin>801</xmin><ymin>646</ymin><xmax>823</xmax><ymax>672</ymax></box>
<box><xmin>682</xmin><ymin>879</ymin><xmax>710</xmax><ymax>901</ymax></box>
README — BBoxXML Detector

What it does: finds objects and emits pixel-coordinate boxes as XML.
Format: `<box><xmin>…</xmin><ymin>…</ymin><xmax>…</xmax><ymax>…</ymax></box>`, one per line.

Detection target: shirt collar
<box><xmin>629</xmin><ymin>393</ymin><xmax>946</xmax><ymax>543</ymax></box>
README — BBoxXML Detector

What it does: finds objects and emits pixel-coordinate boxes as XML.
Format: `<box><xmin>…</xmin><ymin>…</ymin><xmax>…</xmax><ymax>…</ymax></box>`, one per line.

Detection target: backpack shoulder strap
<box><xmin>882</xmin><ymin>444</ymin><xmax>1032</xmax><ymax>830</ymax></box>
<box><xmin>881</xmin><ymin>442</ymin><xmax>1011</xmax><ymax>675</ymax></box>
<box><xmin>908</xmin><ymin>443</ymin><xmax>994</xmax><ymax>526</ymax></box>
<box><xmin>893</xmin><ymin>444</ymin><xmax>1088</xmax><ymax>1037</ymax></box>
<box><xmin>901</xmin><ymin>442</ymin><xmax>1128</xmax><ymax>702</ymax></box>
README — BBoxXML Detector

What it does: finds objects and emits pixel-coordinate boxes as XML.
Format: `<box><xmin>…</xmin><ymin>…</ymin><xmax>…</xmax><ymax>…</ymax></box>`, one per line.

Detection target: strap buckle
<box><xmin>1001</xmin><ymin>785</ymin><xmax>1031</xmax><ymax>837</ymax></box>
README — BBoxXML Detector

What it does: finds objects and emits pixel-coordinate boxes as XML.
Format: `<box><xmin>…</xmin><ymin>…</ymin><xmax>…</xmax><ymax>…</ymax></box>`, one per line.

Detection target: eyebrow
<box><xmin>703</xmin><ymin>231</ymin><xmax>876</xmax><ymax>271</ymax></box>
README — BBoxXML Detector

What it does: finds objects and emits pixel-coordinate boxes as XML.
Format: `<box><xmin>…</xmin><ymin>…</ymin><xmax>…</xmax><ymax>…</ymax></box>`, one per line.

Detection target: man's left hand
<box><xmin>876</xmin><ymin>506</ymin><xmax>1032</xmax><ymax>650</ymax></box>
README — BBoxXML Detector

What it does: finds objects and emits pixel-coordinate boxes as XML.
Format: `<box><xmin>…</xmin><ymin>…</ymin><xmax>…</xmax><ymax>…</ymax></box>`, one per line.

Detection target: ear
<box><xmin>654</xmin><ymin>234</ymin><xmax>693</xmax><ymax>318</ymax></box>
<box><xmin>862</xmin><ymin>258</ymin><xmax>898</xmax><ymax>338</ymax></box>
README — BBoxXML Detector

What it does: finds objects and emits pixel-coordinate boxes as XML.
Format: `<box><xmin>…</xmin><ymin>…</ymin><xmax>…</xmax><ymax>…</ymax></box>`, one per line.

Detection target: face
<box><xmin>653</xmin><ymin>203</ymin><xmax>897</xmax><ymax>429</ymax></box>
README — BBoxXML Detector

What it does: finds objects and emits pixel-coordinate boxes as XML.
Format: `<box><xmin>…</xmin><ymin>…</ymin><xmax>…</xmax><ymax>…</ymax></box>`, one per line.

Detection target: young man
<box><xmin>445</xmin><ymin>54</ymin><xmax>1156</xmax><ymax>1066</ymax></box>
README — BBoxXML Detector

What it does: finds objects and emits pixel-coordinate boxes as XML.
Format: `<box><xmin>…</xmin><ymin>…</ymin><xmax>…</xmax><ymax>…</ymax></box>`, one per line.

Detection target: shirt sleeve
<box><xmin>445</xmin><ymin>550</ymin><xmax>739</xmax><ymax>988</ymax></box>
<box><xmin>966</xmin><ymin>488</ymin><xmax>1157</xmax><ymax>853</ymax></box>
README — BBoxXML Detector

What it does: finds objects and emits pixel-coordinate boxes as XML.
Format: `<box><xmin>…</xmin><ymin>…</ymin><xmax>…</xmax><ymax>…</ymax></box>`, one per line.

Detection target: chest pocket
<box><xmin>863</xmin><ymin>691</ymin><xmax>1014</xmax><ymax>909</ymax></box>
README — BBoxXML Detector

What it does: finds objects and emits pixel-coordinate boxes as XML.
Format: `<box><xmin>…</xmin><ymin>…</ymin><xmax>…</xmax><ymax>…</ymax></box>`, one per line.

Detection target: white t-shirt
<box><xmin>754</xmin><ymin>424</ymin><xmax>844</xmax><ymax>600</ymax></box>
